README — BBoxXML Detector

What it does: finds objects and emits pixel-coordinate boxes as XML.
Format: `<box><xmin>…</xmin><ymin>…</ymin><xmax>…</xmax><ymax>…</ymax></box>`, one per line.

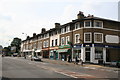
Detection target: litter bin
<box><xmin>98</xmin><ymin>59</ymin><xmax>103</xmax><ymax>65</ymax></box>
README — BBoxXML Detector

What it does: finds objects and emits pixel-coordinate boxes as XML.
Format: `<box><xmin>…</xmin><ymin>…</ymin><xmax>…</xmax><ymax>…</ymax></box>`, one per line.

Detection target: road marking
<box><xmin>54</xmin><ymin>70</ymin><xmax>78</xmax><ymax>78</ymax></box>
<box><xmin>28</xmin><ymin>63</ymin><xmax>32</xmax><ymax>64</ymax></box>
<box><xmin>35</xmin><ymin>64</ymin><xmax>96</xmax><ymax>78</ymax></box>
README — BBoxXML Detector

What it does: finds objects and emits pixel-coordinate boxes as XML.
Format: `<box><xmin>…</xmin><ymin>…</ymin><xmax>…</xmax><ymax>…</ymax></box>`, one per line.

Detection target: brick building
<box><xmin>21</xmin><ymin>11</ymin><xmax>120</xmax><ymax>64</ymax></box>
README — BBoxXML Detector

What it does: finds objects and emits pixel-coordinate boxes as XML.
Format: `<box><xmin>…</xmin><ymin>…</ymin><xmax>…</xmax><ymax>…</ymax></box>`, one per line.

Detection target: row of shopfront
<box><xmin>22</xmin><ymin>43</ymin><xmax>120</xmax><ymax>64</ymax></box>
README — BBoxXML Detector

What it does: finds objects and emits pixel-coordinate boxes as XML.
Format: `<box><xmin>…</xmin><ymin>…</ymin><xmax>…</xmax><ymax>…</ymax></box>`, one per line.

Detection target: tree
<box><xmin>11</xmin><ymin>37</ymin><xmax>21</xmax><ymax>53</ymax></box>
<box><xmin>3</xmin><ymin>46</ymin><xmax>11</xmax><ymax>56</ymax></box>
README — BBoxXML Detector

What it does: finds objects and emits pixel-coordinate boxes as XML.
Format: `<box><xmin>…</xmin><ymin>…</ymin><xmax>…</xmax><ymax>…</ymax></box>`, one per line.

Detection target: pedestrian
<box><xmin>79</xmin><ymin>59</ymin><xmax>83</xmax><ymax>66</ymax></box>
<box><xmin>75</xmin><ymin>56</ymin><xmax>79</xmax><ymax>65</ymax></box>
<box><xmin>68</xmin><ymin>55</ymin><xmax>71</xmax><ymax>63</ymax></box>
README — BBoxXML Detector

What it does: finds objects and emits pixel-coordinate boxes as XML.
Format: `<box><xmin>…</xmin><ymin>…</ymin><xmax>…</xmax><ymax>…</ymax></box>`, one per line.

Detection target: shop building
<box><xmin>21</xmin><ymin>11</ymin><xmax>120</xmax><ymax>64</ymax></box>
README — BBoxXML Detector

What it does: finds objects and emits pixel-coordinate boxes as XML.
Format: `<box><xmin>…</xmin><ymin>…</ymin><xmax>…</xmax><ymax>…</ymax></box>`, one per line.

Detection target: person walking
<box><xmin>79</xmin><ymin>59</ymin><xmax>83</xmax><ymax>66</ymax></box>
<box><xmin>75</xmin><ymin>56</ymin><xmax>79</xmax><ymax>65</ymax></box>
<box><xmin>68</xmin><ymin>55</ymin><xmax>71</xmax><ymax>63</ymax></box>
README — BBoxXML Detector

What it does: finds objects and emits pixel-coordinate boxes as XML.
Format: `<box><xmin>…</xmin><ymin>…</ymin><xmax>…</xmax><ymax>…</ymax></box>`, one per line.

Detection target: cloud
<box><xmin>0</xmin><ymin>0</ymin><xmax>119</xmax><ymax>47</ymax></box>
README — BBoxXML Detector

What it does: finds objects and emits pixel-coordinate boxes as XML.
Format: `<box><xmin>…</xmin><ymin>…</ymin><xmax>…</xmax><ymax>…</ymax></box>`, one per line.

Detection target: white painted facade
<box><xmin>77</xmin><ymin>44</ymin><xmax>107</xmax><ymax>64</ymax></box>
<box><xmin>50</xmin><ymin>34</ymin><xmax>60</xmax><ymax>47</ymax></box>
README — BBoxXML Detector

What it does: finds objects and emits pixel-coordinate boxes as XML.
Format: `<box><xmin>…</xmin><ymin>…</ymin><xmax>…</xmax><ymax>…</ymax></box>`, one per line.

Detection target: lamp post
<box><xmin>22</xmin><ymin>33</ymin><xmax>28</xmax><ymax>39</ymax></box>
<box><xmin>22</xmin><ymin>33</ymin><xmax>28</xmax><ymax>59</ymax></box>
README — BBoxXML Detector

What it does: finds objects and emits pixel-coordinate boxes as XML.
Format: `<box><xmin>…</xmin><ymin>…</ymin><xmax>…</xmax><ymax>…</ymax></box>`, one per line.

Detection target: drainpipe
<box><xmin>71</xmin><ymin>24</ymin><xmax>74</xmax><ymax>61</ymax></box>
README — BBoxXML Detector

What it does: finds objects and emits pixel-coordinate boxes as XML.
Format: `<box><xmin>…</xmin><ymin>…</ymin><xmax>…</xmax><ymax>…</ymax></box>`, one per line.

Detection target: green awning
<box><xmin>57</xmin><ymin>49</ymin><xmax>69</xmax><ymax>53</ymax></box>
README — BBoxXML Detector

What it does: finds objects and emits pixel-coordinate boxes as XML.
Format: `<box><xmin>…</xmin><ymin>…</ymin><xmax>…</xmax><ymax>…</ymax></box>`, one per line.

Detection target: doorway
<box><xmin>85</xmin><ymin>47</ymin><xmax>91</xmax><ymax>62</ymax></box>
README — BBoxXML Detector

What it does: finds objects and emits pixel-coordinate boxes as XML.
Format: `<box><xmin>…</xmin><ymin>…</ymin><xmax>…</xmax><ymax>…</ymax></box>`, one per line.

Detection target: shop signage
<box><xmin>59</xmin><ymin>45</ymin><xmax>71</xmax><ymax>49</ymax></box>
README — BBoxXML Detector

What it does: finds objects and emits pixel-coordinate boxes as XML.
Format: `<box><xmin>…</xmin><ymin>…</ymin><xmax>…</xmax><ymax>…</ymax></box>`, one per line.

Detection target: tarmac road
<box><xmin>2</xmin><ymin>57</ymin><xmax>70</xmax><ymax>79</ymax></box>
<box><xmin>1</xmin><ymin>57</ymin><xmax>119</xmax><ymax>80</ymax></box>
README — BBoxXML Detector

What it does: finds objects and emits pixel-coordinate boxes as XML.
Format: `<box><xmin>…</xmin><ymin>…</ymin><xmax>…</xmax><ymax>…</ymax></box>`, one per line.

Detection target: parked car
<box><xmin>110</xmin><ymin>61</ymin><xmax>120</xmax><ymax>68</ymax></box>
<box><xmin>13</xmin><ymin>53</ymin><xmax>18</xmax><ymax>57</ymax></box>
<box><xmin>31</xmin><ymin>56</ymin><xmax>41</xmax><ymax>61</ymax></box>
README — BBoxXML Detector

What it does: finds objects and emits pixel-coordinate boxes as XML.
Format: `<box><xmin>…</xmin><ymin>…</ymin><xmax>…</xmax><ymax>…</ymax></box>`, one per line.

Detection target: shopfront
<box><xmin>49</xmin><ymin>47</ymin><xmax>59</xmax><ymax>60</ymax></box>
<box><xmin>57</xmin><ymin>45</ymin><xmax>71</xmax><ymax>61</ymax></box>
<box><xmin>42</xmin><ymin>48</ymin><xmax>49</xmax><ymax>58</ymax></box>
<box><xmin>73</xmin><ymin>44</ymin><xmax>82</xmax><ymax>60</ymax></box>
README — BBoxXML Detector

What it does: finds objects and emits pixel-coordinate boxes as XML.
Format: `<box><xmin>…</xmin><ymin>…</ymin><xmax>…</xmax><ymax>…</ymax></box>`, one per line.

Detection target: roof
<box><xmin>22</xmin><ymin>15</ymin><xmax>120</xmax><ymax>42</ymax></box>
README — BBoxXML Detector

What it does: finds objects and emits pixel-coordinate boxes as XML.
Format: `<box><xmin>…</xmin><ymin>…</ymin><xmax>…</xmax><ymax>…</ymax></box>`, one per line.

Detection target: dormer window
<box><xmin>75</xmin><ymin>23</ymin><xmax>80</xmax><ymax>29</ymax></box>
<box><xmin>94</xmin><ymin>20</ymin><xmax>103</xmax><ymax>28</ymax></box>
<box><xmin>84</xmin><ymin>20</ymin><xmax>91</xmax><ymax>27</ymax></box>
<box><xmin>61</xmin><ymin>28</ymin><xmax>65</xmax><ymax>34</ymax></box>
<box><xmin>47</xmin><ymin>33</ymin><xmax>49</xmax><ymax>37</ymax></box>
<box><xmin>66</xmin><ymin>26</ymin><xmax>70</xmax><ymax>32</ymax></box>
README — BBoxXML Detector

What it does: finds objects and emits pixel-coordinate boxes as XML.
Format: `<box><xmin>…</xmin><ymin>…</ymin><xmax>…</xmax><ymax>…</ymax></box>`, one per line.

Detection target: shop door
<box><xmin>85</xmin><ymin>48</ymin><xmax>91</xmax><ymax>62</ymax></box>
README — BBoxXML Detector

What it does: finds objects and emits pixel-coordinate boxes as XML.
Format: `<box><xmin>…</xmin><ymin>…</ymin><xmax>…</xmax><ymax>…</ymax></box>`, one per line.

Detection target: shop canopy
<box><xmin>57</xmin><ymin>49</ymin><xmax>69</xmax><ymax>53</ymax></box>
<box><xmin>35</xmin><ymin>50</ymin><xmax>41</xmax><ymax>52</ymax></box>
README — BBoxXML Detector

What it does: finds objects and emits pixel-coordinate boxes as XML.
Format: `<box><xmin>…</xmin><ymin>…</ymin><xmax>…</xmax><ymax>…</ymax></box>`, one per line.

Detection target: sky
<box><xmin>0</xmin><ymin>0</ymin><xmax>119</xmax><ymax>47</ymax></box>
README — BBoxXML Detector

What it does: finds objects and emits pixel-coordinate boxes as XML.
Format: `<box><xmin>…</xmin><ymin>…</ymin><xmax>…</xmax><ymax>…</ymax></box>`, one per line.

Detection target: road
<box><xmin>2</xmin><ymin>57</ymin><xmax>119</xmax><ymax>80</ymax></box>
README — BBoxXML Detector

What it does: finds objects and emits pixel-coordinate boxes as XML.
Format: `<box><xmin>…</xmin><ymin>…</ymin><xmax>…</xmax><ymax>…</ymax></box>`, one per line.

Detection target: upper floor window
<box><xmin>84</xmin><ymin>20</ymin><xmax>91</xmax><ymax>27</ymax></box>
<box><xmin>61</xmin><ymin>37</ymin><xmax>65</xmax><ymax>45</ymax></box>
<box><xmin>61</xmin><ymin>28</ymin><xmax>65</xmax><ymax>34</ymax></box>
<box><xmin>38</xmin><ymin>41</ymin><xmax>42</xmax><ymax>49</ymax></box>
<box><xmin>84</xmin><ymin>32</ymin><xmax>92</xmax><ymax>43</ymax></box>
<box><xmin>52</xmin><ymin>40</ymin><xmax>54</xmax><ymax>47</ymax></box>
<box><xmin>66</xmin><ymin>36</ymin><xmax>70</xmax><ymax>45</ymax></box>
<box><xmin>43</xmin><ymin>41</ymin><xmax>46</xmax><ymax>48</ymax></box>
<box><xmin>66</xmin><ymin>26</ymin><xmax>70</xmax><ymax>32</ymax></box>
<box><xmin>75</xmin><ymin>23</ymin><xmax>80</xmax><ymax>29</ymax></box>
<box><xmin>75</xmin><ymin>34</ymin><xmax>80</xmax><ymax>44</ymax></box>
<box><xmin>55</xmin><ymin>39</ymin><xmax>58</xmax><ymax>46</ymax></box>
<box><xmin>94</xmin><ymin>33</ymin><xmax>103</xmax><ymax>43</ymax></box>
<box><xmin>46</xmin><ymin>40</ymin><xmax>49</xmax><ymax>47</ymax></box>
<box><xmin>94</xmin><ymin>20</ymin><xmax>103</xmax><ymax>28</ymax></box>
<box><xmin>46</xmin><ymin>33</ymin><xmax>49</xmax><ymax>37</ymax></box>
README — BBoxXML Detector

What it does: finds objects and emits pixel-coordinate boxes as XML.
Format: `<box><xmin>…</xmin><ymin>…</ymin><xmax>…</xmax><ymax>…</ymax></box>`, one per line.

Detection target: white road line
<box><xmin>54</xmin><ymin>70</ymin><xmax>78</xmax><ymax>78</ymax></box>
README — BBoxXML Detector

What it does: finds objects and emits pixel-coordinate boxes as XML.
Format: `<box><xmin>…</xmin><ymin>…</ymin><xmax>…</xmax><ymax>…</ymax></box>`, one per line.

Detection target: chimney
<box><xmin>55</xmin><ymin>23</ymin><xmax>60</xmax><ymax>28</ymax></box>
<box><xmin>33</xmin><ymin>33</ymin><xmax>36</xmax><ymax>37</ymax></box>
<box><xmin>77</xmin><ymin>11</ymin><xmax>85</xmax><ymax>19</ymax></box>
<box><xmin>41</xmin><ymin>28</ymin><xmax>46</xmax><ymax>33</ymax></box>
<box><xmin>26</xmin><ymin>36</ymin><xmax>30</xmax><ymax>39</ymax></box>
<box><xmin>87</xmin><ymin>14</ymin><xmax>94</xmax><ymax>18</ymax></box>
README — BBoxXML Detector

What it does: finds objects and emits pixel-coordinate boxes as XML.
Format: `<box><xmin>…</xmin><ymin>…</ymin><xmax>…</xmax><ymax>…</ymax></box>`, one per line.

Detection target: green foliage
<box><xmin>10</xmin><ymin>37</ymin><xmax>21</xmax><ymax>53</ymax></box>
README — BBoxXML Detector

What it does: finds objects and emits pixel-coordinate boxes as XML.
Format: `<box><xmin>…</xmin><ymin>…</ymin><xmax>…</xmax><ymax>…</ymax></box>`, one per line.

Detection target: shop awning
<box><xmin>35</xmin><ymin>50</ymin><xmax>41</xmax><ymax>52</ymax></box>
<box><xmin>23</xmin><ymin>50</ymin><xmax>32</xmax><ymax>52</ymax></box>
<box><xmin>57</xmin><ymin>49</ymin><xmax>69</xmax><ymax>53</ymax></box>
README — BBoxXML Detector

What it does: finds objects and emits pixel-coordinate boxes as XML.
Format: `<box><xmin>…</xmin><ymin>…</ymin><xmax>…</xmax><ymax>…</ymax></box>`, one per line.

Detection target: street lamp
<box><xmin>22</xmin><ymin>33</ymin><xmax>28</xmax><ymax>37</ymax></box>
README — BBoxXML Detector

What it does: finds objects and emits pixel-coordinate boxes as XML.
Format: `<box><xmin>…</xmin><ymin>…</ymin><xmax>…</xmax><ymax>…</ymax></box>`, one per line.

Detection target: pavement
<box><xmin>41</xmin><ymin>58</ymin><xmax>120</xmax><ymax>73</ymax></box>
<box><xmin>18</xmin><ymin>57</ymin><xmax>120</xmax><ymax>73</ymax></box>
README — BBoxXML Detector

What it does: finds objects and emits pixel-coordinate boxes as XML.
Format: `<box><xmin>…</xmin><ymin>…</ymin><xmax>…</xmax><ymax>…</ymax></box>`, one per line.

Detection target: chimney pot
<box><xmin>77</xmin><ymin>11</ymin><xmax>84</xmax><ymax>19</ymax></box>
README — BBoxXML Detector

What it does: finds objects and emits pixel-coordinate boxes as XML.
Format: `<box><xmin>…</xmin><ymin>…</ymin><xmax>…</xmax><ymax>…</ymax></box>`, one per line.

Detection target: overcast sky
<box><xmin>0</xmin><ymin>0</ymin><xmax>119</xmax><ymax>47</ymax></box>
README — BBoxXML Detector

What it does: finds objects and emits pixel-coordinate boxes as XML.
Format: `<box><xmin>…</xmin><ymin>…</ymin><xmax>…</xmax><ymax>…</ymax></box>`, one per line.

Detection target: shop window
<box><xmin>94</xmin><ymin>33</ymin><xmax>103</xmax><ymax>43</ymax></box>
<box><xmin>95</xmin><ymin>47</ymin><xmax>103</xmax><ymax>59</ymax></box>
<box><xmin>84</xmin><ymin>32</ymin><xmax>92</xmax><ymax>43</ymax></box>
<box><xmin>84</xmin><ymin>20</ymin><xmax>91</xmax><ymax>27</ymax></box>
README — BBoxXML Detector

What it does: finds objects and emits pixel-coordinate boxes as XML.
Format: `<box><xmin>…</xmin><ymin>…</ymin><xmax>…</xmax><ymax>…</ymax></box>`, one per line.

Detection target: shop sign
<box><xmin>83</xmin><ymin>44</ymin><xmax>92</xmax><ymax>47</ymax></box>
<box><xmin>59</xmin><ymin>45</ymin><xmax>71</xmax><ymax>49</ymax></box>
